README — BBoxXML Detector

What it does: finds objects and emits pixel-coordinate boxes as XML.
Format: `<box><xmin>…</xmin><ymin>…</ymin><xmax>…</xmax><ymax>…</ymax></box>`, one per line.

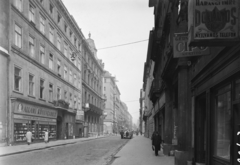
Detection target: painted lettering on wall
<box><xmin>192</xmin><ymin>0</ymin><xmax>239</xmax><ymax>40</ymax></box>
<box><xmin>16</xmin><ymin>103</ymin><xmax>57</xmax><ymax>118</ymax></box>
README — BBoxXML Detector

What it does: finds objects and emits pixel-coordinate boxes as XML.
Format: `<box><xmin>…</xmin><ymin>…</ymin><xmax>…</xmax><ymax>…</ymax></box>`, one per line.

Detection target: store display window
<box><xmin>14</xmin><ymin>122</ymin><xmax>28</xmax><ymax>142</ymax></box>
<box><xmin>214</xmin><ymin>84</ymin><xmax>231</xmax><ymax>161</ymax></box>
<box><xmin>49</xmin><ymin>125</ymin><xmax>56</xmax><ymax>139</ymax></box>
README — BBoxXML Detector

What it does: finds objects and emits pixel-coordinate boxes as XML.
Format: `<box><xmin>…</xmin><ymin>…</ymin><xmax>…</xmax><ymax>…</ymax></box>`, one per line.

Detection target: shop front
<box><xmin>193</xmin><ymin>47</ymin><xmax>240</xmax><ymax>165</ymax></box>
<box><xmin>12</xmin><ymin>100</ymin><xmax>57</xmax><ymax>144</ymax></box>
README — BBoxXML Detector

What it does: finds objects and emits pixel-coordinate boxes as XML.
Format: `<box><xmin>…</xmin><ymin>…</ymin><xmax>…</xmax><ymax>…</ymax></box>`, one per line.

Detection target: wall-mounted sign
<box><xmin>188</xmin><ymin>0</ymin><xmax>240</xmax><ymax>46</ymax></box>
<box><xmin>15</xmin><ymin>102</ymin><xmax>57</xmax><ymax>118</ymax></box>
<box><xmin>173</xmin><ymin>33</ymin><xmax>210</xmax><ymax>58</ymax></box>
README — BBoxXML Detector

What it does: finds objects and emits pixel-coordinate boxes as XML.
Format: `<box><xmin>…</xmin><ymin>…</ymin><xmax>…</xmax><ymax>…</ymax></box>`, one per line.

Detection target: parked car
<box><xmin>123</xmin><ymin>131</ymin><xmax>133</xmax><ymax>139</ymax></box>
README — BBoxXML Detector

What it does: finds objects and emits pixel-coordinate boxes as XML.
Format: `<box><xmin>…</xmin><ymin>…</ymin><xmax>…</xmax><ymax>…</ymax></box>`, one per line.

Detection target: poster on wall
<box><xmin>173</xmin><ymin>33</ymin><xmax>210</xmax><ymax>58</ymax></box>
<box><xmin>188</xmin><ymin>0</ymin><xmax>240</xmax><ymax>46</ymax></box>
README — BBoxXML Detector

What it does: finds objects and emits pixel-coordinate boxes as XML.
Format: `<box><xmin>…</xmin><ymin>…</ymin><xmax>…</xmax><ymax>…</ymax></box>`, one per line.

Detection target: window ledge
<box><xmin>39</xmin><ymin>98</ymin><xmax>46</xmax><ymax>102</ymax></box>
<box><xmin>28</xmin><ymin>95</ymin><xmax>36</xmax><ymax>99</ymax></box>
<box><xmin>13</xmin><ymin>90</ymin><xmax>24</xmax><ymax>95</ymax></box>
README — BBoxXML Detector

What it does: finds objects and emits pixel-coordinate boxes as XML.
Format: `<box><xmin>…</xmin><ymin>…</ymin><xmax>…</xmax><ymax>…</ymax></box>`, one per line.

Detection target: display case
<box><xmin>14</xmin><ymin>123</ymin><xmax>28</xmax><ymax>142</ymax></box>
<box><xmin>49</xmin><ymin>125</ymin><xmax>56</xmax><ymax>139</ymax></box>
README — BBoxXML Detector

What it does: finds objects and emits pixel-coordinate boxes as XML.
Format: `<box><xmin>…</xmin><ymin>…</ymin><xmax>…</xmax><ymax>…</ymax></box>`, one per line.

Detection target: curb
<box><xmin>0</xmin><ymin>136</ymin><xmax>107</xmax><ymax>157</ymax></box>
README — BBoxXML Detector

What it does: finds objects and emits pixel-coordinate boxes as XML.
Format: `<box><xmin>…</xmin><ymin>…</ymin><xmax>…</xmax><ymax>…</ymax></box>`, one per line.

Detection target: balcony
<box><xmin>149</xmin><ymin>78</ymin><xmax>162</xmax><ymax>103</ymax></box>
<box><xmin>87</xmin><ymin>103</ymin><xmax>103</xmax><ymax>115</ymax></box>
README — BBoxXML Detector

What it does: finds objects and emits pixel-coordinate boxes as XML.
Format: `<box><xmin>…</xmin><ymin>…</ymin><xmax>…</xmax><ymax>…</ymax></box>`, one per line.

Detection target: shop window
<box><xmin>15</xmin><ymin>24</ymin><xmax>22</xmax><ymax>48</ymax></box>
<box><xmin>29</xmin><ymin>74</ymin><xmax>35</xmax><ymax>96</ymax></box>
<box><xmin>14</xmin><ymin>122</ymin><xmax>28</xmax><ymax>142</ymax></box>
<box><xmin>40</xmin><ymin>79</ymin><xmax>44</xmax><ymax>99</ymax></box>
<box><xmin>49</xmin><ymin>125</ymin><xmax>56</xmax><ymax>139</ymax></box>
<box><xmin>214</xmin><ymin>85</ymin><xmax>231</xmax><ymax>161</ymax></box>
<box><xmin>14</xmin><ymin>66</ymin><xmax>22</xmax><ymax>92</ymax></box>
<box><xmin>29</xmin><ymin>35</ymin><xmax>35</xmax><ymax>57</ymax></box>
<box><xmin>40</xmin><ymin>45</ymin><xmax>45</xmax><ymax>64</ymax></box>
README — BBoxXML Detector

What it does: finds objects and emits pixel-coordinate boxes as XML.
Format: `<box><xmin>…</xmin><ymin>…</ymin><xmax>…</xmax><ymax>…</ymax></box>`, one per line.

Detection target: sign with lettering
<box><xmin>14</xmin><ymin>114</ymin><xmax>56</xmax><ymax>123</ymax></box>
<box><xmin>173</xmin><ymin>33</ymin><xmax>210</xmax><ymax>58</ymax></box>
<box><xmin>188</xmin><ymin>0</ymin><xmax>240</xmax><ymax>46</ymax></box>
<box><xmin>15</xmin><ymin>102</ymin><xmax>57</xmax><ymax>118</ymax></box>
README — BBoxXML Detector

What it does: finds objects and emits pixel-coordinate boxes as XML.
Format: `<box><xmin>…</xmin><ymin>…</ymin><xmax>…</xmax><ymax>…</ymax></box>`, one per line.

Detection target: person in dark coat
<box><xmin>152</xmin><ymin>131</ymin><xmax>162</xmax><ymax>156</ymax></box>
<box><xmin>120</xmin><ymin>130</ymin><xmax>124</xmax><ymax>139</ymax></box>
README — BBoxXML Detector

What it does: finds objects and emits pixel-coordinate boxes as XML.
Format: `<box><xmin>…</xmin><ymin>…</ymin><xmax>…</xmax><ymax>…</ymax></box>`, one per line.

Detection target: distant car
<box><xmin>123</xmin><ymin>131</ymin><xmax>133</xmax><ymax>139</ymax></box>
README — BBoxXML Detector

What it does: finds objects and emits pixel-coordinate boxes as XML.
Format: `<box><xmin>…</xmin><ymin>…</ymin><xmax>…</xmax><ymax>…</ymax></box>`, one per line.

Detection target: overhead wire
<box><xmin>98</xmin><ymin>39</ymin><xmax>149</xmax><ymax>50</ymax></box>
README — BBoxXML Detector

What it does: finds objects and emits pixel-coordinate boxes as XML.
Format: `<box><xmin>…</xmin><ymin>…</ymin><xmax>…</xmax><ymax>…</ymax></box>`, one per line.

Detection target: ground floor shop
<box><xmin>11</xmin><ymin>99</ymin><xmax>57</xmax><ymax>144</ymax></box>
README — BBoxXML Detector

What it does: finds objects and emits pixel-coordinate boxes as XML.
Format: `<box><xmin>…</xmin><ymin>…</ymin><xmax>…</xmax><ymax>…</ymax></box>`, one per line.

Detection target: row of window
<box><xmin>14</xmin><ymin>0</ymin><xmax>82</xmax><ymax>70</ymax></box>
<box><xmin>14</xmin><ymin>66</ymin><xmax>81</xmax><ymax>109</ymax></box>
<box><xmin>14</xmin><ymin>23</ymin><xmax>81</xmax><ymax>89</ymax></box>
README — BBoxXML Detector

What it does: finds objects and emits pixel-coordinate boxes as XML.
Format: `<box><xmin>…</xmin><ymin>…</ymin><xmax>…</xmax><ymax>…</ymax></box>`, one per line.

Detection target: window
<box><xmin>69</xmin><ymin>30</ymin><xmax>72</xmax><ymax>38</ymax></box>
<box><xmin>78</xmin><ymin>80</ymin><xmax>81</xmax><ymax>89</ymax></box>
<box><xmin>40</xmin><ymin>16</ymin><xmax>45</xmax><ymax>34</ymax></box>
<box><xmin>57</xmin><ymin>60</ymin><xmax>61</xmax><ymax>75</ymax></box>
<box><xmin>74</xmin><ymin>96</ymin><xmax>77</xmax><ymax>109</ymax></box>
<box><xmin>78</xmin><ymin>61</ymin><xmax>81</xmax><ymax>70</ymax></box>
<box><xmin>15</xmin><ymin>24</ymin><xmax>22</xmax><ymax>48</ymax></box>
<box><xmin>49</xmin><ymin>3</ymin><xmax>54</xmax><ymax>14</ymax></box>
<box><xmin>49</xmin><ymin>83</ymin><xmax>53</xmax><ymax>102</ymax></box>
<box><xmin>49</xmin><ymin>53</ymin><xmax>53</xmax><ymax>70</ymax></box>
<box><xmin>57</xmin><ymin>35</ymin><xmax>61</xmax><ymax>50</ymax></box>
<box><xmin>49</xmin><ymin>25</ymin><xmax>54</xmax><ymax>43</ymax></box>
<box><xmin>69</xmin><ymin>49</ymin><xmax>73</xmax><ymax>62</ymax></box>
<box><xmin>14</xmin><ymin>0</ymin><xmax>22</xmax><ymax>11</ymax></box>
<box><xmin>14</xmin><ymin>66</ymin><xmax>22</xmax><ymax>91</ymax></box>
<box><xmin>64</xmin><ymin>66</ymin><xmax>68</xmax><ymax>80</ymax></box>
<box><xmin>78</xmin><ymin>98</ymin><xmax>81</xmax><ymax>110</ymax></box>
<box><xmin>74</xmin><ymin>74</ymin><xmax>77</xmax><ymax>87</ymax></box>
<box><xmin>40</xmin><ymin>0</ymin><xmax>44</xmax><ymax>4</ymax></box>
<box><xmin>214</xmin><ymin>85</ymin><xmax>231</xmax><ymax>161</ymax></box>
<box><xmin>40</xmin><ymin>45</ymin><xmax>45</xmax><ymax>64</ymax></box>
<box><xmin>74</xmin><ymin>37</ymin><xmax>77</xmax><ymax>47</ymax></box>
<box><xmin>29</xmin><ymin>74</ymin><xmax>35</xmax><ymax>96</ymax></box>
<box><xmin>64</xmin><ymin>23</ymin><xmax>67</xmax><ymax>33</ymax></box>
<box><xmin>29</xmin><ymin>4</ymin><xmax>35</xmax><ymax>23</ymax></box>
<box><xmin>69</xmin><ymin>93</ymin><xmax>72</xmax><ymax>107</ymax></box>
<box><xmin>40</xmin><ymin>79</ymin><xmax>44</xmax><ymax>99</ymax></box>
<box><xmin>63</xmin><ymin>91</ymin><xmax>66</xmax><ymax>100</ymax></box>
<box><xmin>29</xmin><ymin>36</ymin><xmax>35</xmax><ymax>57</ymax></box>
<box><xmin>69</xmin><ymin>70</ymin><xmax>72</xmax><ymax>83</ymax></box>
<box><xmin>57</xmin><ymin>87</ymin><xmax>61</xmax><ymax>100</ymax></box>
<box><xmin>57</xmin><ymin>13</ymin><xmax>61</xmax><ymax>24</ymax></box>
<box><xmin>64</xmin><ymin>43</ymin><xmax>68</xmax><ymax>57</ymax></box>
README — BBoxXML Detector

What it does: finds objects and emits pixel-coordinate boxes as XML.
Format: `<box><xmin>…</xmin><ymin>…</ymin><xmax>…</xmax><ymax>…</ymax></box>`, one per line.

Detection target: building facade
<box><xmin>143</xmin><ymin>0</ymin><xmax>240</xmax><ymax>165</ymax></box>
<box><xmin>82</xmin><ymin>34</ymin><xmax>105</xmax><ymax>137</ymax></box>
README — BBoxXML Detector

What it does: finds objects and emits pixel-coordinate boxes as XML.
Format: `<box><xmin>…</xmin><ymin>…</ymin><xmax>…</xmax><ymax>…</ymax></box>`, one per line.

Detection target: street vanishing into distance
<box><xmin>0</xmin><ymin>136</ymin><xmax>129</xmax><ymax>165</ymax></box>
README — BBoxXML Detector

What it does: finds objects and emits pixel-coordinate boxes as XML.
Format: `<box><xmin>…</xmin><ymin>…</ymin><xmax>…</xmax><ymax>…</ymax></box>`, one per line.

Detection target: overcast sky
<box><xmin>62</xmin><ymin>0</ymin><xmax>154</xmax><ymax>124</ymax></box>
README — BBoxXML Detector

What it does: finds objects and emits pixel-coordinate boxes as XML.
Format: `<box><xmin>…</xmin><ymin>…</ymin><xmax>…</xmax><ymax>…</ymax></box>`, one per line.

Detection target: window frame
<box><xmin>49</xmin><ymin>53</ymin><xmax>53</xmax><ymax>70</ymax></box>
<box><xmin>40</xmin><ymin>15</ymin><xmax>45</xmax><ymax>34</ymax></box>
<box><xmin>49</xmin><ymin>83</ymin><xmax>53</xmax><ymax>102</ymax></box>
<box><xmin>57</xmin><ymin>87</ymin><xmax>61</xmax><ymax>100</ymax></box>
<box><xmin>14</xmin><ymin>24</ymin><xmax>22</xmax><ymax>48</ymax></box>
<box><xmin>40</xmin><ymin>78</ymin><xmax>45</xmax><ymax>99</ymax></box>
<box><xmin>64</xmin><ymin>65</ymin><xmax>68</xmax><ymax>80</ymax></box>
<box><xmin>29</xmin><ymin>3</ymin><xmax>35</xmax><ymax>23</ymax></box>
<box><xmin>49</xmin><ymin>24</ymin><xmax>54</xmax><ymax>43</ymax></box>
<box><xmin>14</xmin><ymin>0</ymin><xmax>23</xmax><ymax>12</ymax></box>
<box><xmin>14</xmin><ymin>66</ymin><xmax>22</xmax><ymax>92</ymax></box>
<box><xmin>29</xmin><ymin>35</ymin><xmax>35</xmax><ymax>57</ymax></box>
<box><xmin>40</xmin><ymin>45</ymin><xmax>45</xmax><ymax>64</ymax></box>
<box><xmin>28</xmin><ymin>73</ymin><xmax>35</xmax><ymax>96</ymax></box>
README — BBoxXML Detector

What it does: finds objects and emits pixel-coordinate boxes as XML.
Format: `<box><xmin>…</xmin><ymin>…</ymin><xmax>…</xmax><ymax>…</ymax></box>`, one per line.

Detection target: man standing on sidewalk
<box><xmin>152</xmin><ymin>131</ymin><xmax>162</xmax><ymax>156</ymax></box>
<box><xmin>26</xmin><ymin>130</ymin><xmax>32</xmax><ymax>145</ymax></box>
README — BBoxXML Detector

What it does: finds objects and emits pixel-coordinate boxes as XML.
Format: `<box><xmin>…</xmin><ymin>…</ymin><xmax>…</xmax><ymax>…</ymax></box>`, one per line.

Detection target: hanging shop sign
<box><xmin>15</xmin><ymin>102</ymin><xmax>57</xmax><ymax>118</ymax></box>
<box><xmin>173</xmin><ymin>33</ymin><xmax>210</xmax><ymax>58</ymax></box>
<box><xmin>188</xmin><ymin>0</ymin><xmax>240</xmax><ymax>46</ymax></box>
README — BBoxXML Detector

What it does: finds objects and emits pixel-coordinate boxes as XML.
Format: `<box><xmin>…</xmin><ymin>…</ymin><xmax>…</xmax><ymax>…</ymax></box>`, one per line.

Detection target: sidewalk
<box><xmin>0</xmin><ymin>135</ymin><xmax>107</xmax><ymax>157</ymax></box>
<box><xmin>112</xmin><ymin>135</ymin><xmax>174</xmax><ymax>165</ymax></box>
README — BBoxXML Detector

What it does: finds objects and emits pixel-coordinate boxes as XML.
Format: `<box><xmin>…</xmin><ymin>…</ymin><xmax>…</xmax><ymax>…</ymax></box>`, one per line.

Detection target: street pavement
<box><xmin>111</xmin><ymin>135</ymin><xmax>174</xmax><ymax>165</ymax></box>
<box><xmin>0</xmin><ymin>135</ymin><xmax>108</xmax><ymax>157</ymax></box>
<box><xmin>0</xmin><ymin>134</ymin><xmax>174</xmax><ymax>165</ymax></box>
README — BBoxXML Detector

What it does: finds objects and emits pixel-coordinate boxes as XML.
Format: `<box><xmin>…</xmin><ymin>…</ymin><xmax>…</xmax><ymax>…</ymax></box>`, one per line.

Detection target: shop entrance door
<box><xmin>233</xmin><ymin>103</ymin><xmax>240</xmax><ymax>165</ymax></box>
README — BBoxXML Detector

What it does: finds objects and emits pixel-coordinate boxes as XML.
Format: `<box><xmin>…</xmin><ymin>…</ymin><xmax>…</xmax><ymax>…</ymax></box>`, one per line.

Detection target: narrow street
<box><xmin>0</xmin><ymin>136</ymin><xmax>129</xmax><ymax>165</ymax></box>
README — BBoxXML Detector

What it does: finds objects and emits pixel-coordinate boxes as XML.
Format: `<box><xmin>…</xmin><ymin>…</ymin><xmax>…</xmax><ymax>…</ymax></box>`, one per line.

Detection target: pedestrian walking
<box><xmin>26</xmin><ymin>130</ymin><xmax>32</xmax><ymax>145</ymax></box>
<box><xmin>120</xmin><ymin>130</ymin><xmax>124</xmax><ymax>139</ymax></box>
<box><xmin>44</xmin><ymin>129</ymin><xmax>49</xmax><ymax>143</ymax></box>
<box><xmin>151</xmin><ymin>131</ymin><xmax>162</xmax><ymax>156</ymax></box>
